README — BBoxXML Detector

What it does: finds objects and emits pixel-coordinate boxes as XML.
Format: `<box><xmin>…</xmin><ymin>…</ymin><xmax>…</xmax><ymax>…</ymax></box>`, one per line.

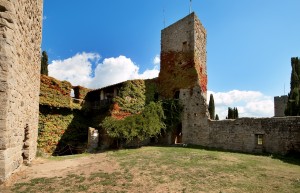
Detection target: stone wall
<box><xmin>274</xmin><ymin>95</ymin><xmax>288</xmax><ymax>117</ymax></box>
<box><xmin>161</xmin><ymin>12</ymin><xmax>300</xmax><ymax>155</ymax></box>
<box><xmin>0</xmin><ymin>0</ymin><xmax>43</xmax><ymax>182</ymax></box>
<box><xmin>184</xmin><ymin>117</ymin><xmax>300</xmax><ymax>155</ymax></box>
<box><xmin>180</xmin><ymin>85</ymin><xmax>210</xmax><ymax>144</ymax></box>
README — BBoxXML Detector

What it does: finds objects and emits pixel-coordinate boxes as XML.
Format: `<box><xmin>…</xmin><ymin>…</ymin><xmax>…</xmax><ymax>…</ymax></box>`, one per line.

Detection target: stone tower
<box><xmin>274</xmin><ymin>95</ymin><xmax>288</xmax><ymax>117</ymax></box>
<box><xmin>158</xmin><ymin>12</ymin><xmax>207</xmax><ymax>99</ymax></box>
<box><xmin>0</xmin><ymin>0</ymin><xmax>43</xmax><ymax>182</ymax></box>
<box><xmin>158</xmin><ymin>12</ymin><xmax>209</xmax><ymax>143</ymax></box>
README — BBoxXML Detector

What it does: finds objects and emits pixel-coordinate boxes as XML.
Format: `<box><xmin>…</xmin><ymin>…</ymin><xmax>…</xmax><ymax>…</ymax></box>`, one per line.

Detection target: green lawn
<box><xmin>10</xmin><ymin>146</ymin><xmax>300</xmax><ymax>193</ymax></box>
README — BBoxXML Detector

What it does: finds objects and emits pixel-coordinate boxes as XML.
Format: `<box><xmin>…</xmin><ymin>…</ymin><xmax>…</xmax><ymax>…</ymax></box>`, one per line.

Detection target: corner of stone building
<box><xmin>158</xmin><ymin>12</ymin><xmax>209</xmax><ymax>144</ymax></box>
<box><xmin>180</xmin><ymin>84</ymin><xmax>210</xmax><ymax>144</ymax></box>
<box><xmin>0</xmin><ymin>0</ymin><xmax>43</xmax><ymax>183</ymax></box>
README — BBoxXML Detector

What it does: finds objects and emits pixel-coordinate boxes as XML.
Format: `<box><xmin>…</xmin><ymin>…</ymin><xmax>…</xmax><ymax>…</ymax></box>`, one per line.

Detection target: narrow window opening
<box><xmin>257</xmin><ymin>134</ymin><xmax>263</xmax><ymax>145</ymax></box>
<box><xmin>22</xmin><ymin>124</ymin><xmax>30</xmax><ymax>164</ymax></box>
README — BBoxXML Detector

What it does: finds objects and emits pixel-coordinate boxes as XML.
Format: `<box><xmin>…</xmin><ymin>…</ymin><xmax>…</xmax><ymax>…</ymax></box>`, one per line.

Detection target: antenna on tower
<box><xmin>189</xmin><ymin>0</ymin><xmax>192</xmax><ymax>14</ymax></box>
<box><xmin>284</xmin><ymin>83</ymin><xmax>286</xmax><ymax>96</ymax></box>
<box><xmin>163</xmin><ymin>8</ymin><xmax>166</xmax><ymax>28</ymax></box>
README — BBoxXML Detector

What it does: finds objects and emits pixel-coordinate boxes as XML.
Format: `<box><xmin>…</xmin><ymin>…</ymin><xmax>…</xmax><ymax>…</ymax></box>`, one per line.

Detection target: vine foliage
<box><xmin>102</xmin><ymin>102</ymin><xmax>166</xmax><ymax>143</ymax></box>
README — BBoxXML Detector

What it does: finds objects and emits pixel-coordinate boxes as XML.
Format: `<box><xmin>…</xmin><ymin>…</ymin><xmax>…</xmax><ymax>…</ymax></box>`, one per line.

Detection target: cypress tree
<box><xmin>41</xmin><ymin>51</ymin><xmax>49</xmax><ymax>75</ymax></box>
<box><xmin>215</xmin><ymin>114</ymin><xmax>219</xmax><ymax>120</ymax></box>
<box><xmin>227</xmin><ymin>107</ymin><xmax>233</xmax><ymax>119</ymax></box>
<box><xmin>227</xmin><ymin>107</ymin><xmax>238</xmax><ymax>119</ymax></box>
<box><xmin>286</xmin><ymin>57</ymin><xmax>300</xmax><ymax>116</ymax></box>
<box><xmin>208</xmin><ymin>94</ymin><xmax>215</xmax><ymax>120</ymax></box>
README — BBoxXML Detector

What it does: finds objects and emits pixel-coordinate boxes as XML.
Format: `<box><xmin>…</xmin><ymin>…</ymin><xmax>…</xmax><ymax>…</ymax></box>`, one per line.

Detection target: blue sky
<box><xmin>42</xmin><ymin>0</ymin><xmax>300</xmax><ymax>118</ymax></box>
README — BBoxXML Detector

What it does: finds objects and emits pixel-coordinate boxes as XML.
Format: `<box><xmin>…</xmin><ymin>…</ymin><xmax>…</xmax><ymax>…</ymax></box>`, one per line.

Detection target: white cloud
<box><xmin>48</xmin><ymin>52</ymin><xmax>159</xmax><ymax>89</ymax></box>
<box><xmin>153</xmin><ymin>55</ymin><xmax>160</xmax><ymax>65</ymax></box>
<box><xmin>137</xmin><ymin>66</ymin><xmax>160</xmax><ymax>80</ymax></box>
<box><xmin>48</xmin><ymin>52</ymin><xmax>100</xmax><ymax>87</ymax></box>
<box><xmin>207</xmin><ymin>90</ymin><xmax>274</xmax><ymax>119</ymax></box>
<box><xmin>91</xmin><ymin>55</ymin><xmax>138</xmax><ymax>88</ymax></box>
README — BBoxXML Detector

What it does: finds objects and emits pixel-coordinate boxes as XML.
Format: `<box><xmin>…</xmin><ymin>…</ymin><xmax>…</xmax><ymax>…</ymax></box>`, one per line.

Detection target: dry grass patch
<box><xmin>2</xmin><ymin>146</ymin><xmax>300</xmax><ymax>193</ymax></box>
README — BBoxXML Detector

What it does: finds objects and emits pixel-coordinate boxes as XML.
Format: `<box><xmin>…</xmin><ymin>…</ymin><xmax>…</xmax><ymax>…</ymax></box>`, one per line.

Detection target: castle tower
<box><xmin>274</xmin><ymin>95</ymin><xmax>288</xmax><ymax>117</ymax></box>
<box><xmin>158</xmin><ymin>12</ymin><xmax>207</xmax><ymax>99</ymax></box>
<box><xmin>158</xmin><ymin>13</ymin><xmax>209</xmax><ymax>144</ymax></box>
<box><xmin>0</xmin><ymin>1</ymin><xmax>43</xmax><ymax>182</ymax></box>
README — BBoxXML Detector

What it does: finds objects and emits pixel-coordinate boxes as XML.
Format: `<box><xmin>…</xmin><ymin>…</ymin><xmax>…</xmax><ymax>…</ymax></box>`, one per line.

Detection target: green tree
<box><xmin>208</xmin><ymin>94</ymin><xmax>215</xmax><ymax>120</ymax></box>
<box><xmin>235</xmin><ymin>107</ymin><xmax>239</xmax><ymax>119</ymax></box>
<box><xmin>41</xmin><ymin>51</ymin><xmax>49</xmax><ymax>75</ymax></box>
<box><xmin>227</xmin><ymin>107</ymin><xmax>233</xmax><ymax>119</ymax></box>
<box><xmin>286</xmin><ymin>57</ymin><xmax>300</xmax><ymax>116</ymax></box>
<box><xmin>227</xmin><ymin>107</ymin><xmax>238</xmax><ymax>119</ymax></box>
<box><xmin>215</xmin><ymin>114</ymin><xmax>219</xmax><ymax>120</ymax></box>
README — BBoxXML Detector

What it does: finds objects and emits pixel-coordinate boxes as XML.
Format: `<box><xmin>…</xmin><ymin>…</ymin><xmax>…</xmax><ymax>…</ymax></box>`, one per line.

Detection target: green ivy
<box><xmin>38</xmin><ymin>106</ymin><xmax>90</xmax><ymax>155</ymax></box>
<box><xmin>102</xmin><ymin>102</ymin><xmax>166</xmax><ymax>143</ymax></box>
<box><xmin>162</xmin><ymin>99</ymin><xmax>183</xmax><ymax>132</ymax></box>
<box><xmin>113</xmin><ymin>80</ymin><xmax>146</xmax><ymax>114</ymax></box>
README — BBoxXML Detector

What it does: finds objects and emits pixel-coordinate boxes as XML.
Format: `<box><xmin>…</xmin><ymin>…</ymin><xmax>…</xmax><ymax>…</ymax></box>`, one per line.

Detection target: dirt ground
<box><xmin>0</xmin><ymin>153</ymin><xmax>119</xmax><ymax>192</ymax></box>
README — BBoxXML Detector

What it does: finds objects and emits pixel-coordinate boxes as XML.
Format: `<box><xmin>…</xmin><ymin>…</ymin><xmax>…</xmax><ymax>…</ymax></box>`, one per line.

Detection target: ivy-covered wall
<box><xmin>40</xmin><ymin>75</ymin><xmax>72</xmax><ymax>108</ymax></box>
<box><xmin>100</xmin><ymin>79</ymin><xmax>181</xmax><ymax>146</ymax></box>
<box><xmin>111</xmin><ymin>79</ymin><xmax>158</xmax><ymax>119</ymax></box>
<box><xmin>38</xmin><ymin>75</ymin><xmax>92</xmax><ymax>155</ymax></box>
<box><xmin>73</xmin><ymin>86</ymin><xmax>91</xmax><ymax>100</ymax></box>
<box><xmin>40</xmin><ymin>75</ymin><xmax>88</xmax><ymax>110</ymax></box>
<box><xmin>38</xmin><ymin>106</ymin><xmax>89</xmax><ymax>155</ymax></box>
<box><xmin>38</xmin><ymin>76</ymin><xmax>181</xmax><ymax>154</ymax></box>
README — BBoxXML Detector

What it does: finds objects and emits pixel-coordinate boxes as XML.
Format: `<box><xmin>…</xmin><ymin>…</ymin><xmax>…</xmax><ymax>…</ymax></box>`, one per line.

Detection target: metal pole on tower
<box><xmin>189</xmin><ymin>0</ymin><xmax>192</xmax><ymax>14</ymax></box>
<box><xmin>163</xmin><ymin>8</ymin><xmax>166</xmax><ymax>28</ymax></box>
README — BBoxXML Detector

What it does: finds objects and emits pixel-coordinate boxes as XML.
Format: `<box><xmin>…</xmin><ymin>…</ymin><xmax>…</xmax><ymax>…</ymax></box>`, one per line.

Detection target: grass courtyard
<box><xmin>4</xmin><ymin>146</ymin><xmax>300</xmax><ymax>193</ymax></box>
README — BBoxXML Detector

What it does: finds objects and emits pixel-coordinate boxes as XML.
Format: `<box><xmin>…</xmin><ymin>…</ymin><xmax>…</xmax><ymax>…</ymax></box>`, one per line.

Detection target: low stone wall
<box><xmin>184</xmin><ymin>117</ymin><xmax>300</xmax><ymax>155</ymax></box>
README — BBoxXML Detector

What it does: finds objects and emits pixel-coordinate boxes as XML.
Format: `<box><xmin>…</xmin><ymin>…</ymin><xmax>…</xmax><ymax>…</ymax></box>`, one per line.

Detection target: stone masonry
<box><xmin>158</xmin><ymin>13</ymin><xmax>207</xmax><ymax>100</ymax></box>
<box><xmin>0</xmin><ymin>0</ymin><xmax>43</xmax><ymax>183</ymax></box>
<box><xmin>274</xmin><ymin>95</ymin><xmax>288</xmax><ymax>117</ymax></box>
<box><xmin>161</xmin><ymin>12</ymin><xmax>300</xmax><ymax>155</ymax></box>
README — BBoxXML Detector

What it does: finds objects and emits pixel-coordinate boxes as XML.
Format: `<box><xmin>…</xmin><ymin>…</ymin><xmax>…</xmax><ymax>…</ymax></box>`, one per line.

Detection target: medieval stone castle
<box><xmin>0</xmin><ymin>1</ymin><xmax>299</xmax><ymax>183</ymax></box>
